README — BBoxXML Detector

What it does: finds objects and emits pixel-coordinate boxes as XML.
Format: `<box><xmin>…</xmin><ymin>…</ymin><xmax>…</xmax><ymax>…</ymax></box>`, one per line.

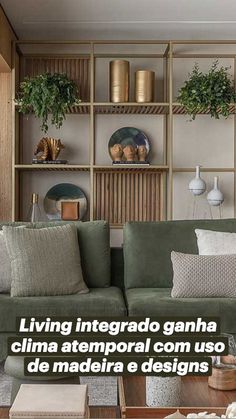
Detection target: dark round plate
<box><xmin>44</xmin><ymin>183</ymin><xmax>87</xmax><ymax>220</ymax></box>
<box><xmin>108</xmin><ymin>127</ymin><xmax>151</xmax><ymax>160</ymax></box>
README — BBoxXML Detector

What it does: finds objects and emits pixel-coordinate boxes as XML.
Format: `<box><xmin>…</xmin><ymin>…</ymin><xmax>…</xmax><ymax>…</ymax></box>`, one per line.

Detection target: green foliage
<box><xmin>16</xmin><ymin>73</ymin><xmax>80</xmax><ymax>133</ymax></box>
<box><xmin>177</xmin><ymin>61</ymin><xmax>236</xmax><ymax>120</ymax></box>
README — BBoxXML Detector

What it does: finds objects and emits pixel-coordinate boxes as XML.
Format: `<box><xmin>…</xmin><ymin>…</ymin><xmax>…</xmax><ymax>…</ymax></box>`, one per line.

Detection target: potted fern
<box><xmin>16</xmin><ymin>72</ymin><xmax>80</xmax><ymax>133</ymax></box>
<box><xmin>177</xmin><ymin>61</ymin><xmax>236</xmax><ymax>120</ymax></box>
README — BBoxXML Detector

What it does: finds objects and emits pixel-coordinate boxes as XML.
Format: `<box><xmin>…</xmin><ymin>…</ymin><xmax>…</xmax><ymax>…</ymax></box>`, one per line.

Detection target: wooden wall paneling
<box><xmin>234</xmin><ymin>57</ymin><xmax>236</xmax><ymax>217</ymax></box>
<box><xmin>93</xmin><ymin>170</ymin><xmax>161</xmax><ymax>226</ymax></box>
<box><xmin>89</xmin><ymin>42</ymin><xmax>94</xmax><ymax>221</ymax></box>
<box><xmin>23</xmin><ymin>57</ymin><xmax>90</xmax><ymax>101</ymax></box>
<box><xmin>159</xmin><ymin>172</ymin><xmax>165</xmax><ymax>220</ymax></box>
<box><xmin>12</xmin><ymin>49</ymin><xmax>21</xmax><ymax>220</ymax></box>
<box><xmin>162</xmin><ymin>47</ymin><xmax>169</xmax><ymax>220</ymax></box>
<box><xmin>0</xmin><ymin>6</ymin><xmax>16</xmax><ymax>71</ymax></box>
<box><xmin>0</xmin><ymin>72</ymin><xmax>12</xmax><ymax>219</ymax></box>
<box><xmin>0</xmin><ymin>7</ymin><xmax>16</xmax><ymax>220</ymax></box>
<box><xmin>143</xmin><ymin>173</ymin><xmax>147</xmax><ymax>221</ymax></box>
<box><xmin>167</xmin><ymin>42</ymin><xmax>173</xmax><ymax>220</ymax></box>
<box><xmin>138</xmin><ymin>173</ymin><xmax>142</xmax><ymax>221</ymax></box>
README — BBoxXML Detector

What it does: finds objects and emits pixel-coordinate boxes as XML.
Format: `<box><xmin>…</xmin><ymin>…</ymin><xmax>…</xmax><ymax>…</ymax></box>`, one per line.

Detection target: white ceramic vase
<box><xmin>189</xmin><ymin>165</ymin><xmax>206</xmax><ymax>196</ymax></box>
<box><xmin>207</xmin><ymin>176</ymin><xmax>224</xmax><ymax>206</ymax></box>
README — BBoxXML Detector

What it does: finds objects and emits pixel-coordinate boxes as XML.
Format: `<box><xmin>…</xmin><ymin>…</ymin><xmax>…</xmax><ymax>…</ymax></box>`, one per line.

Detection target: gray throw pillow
<box><xmin>3</xmin><ymin>224</ymin><xmax>89</xmax><ymax>297</ymax></box>
<box><xmin>171</xmin><ymin>251</ymin><xmax>236</xmax><ymax>298</ymax></box>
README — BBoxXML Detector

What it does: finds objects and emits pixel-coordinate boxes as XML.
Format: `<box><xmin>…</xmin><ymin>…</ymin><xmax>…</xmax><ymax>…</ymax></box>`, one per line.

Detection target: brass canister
<box><xmin>109</xmin><ymin>60</ymin><xmax>130</xmax><ymax>102</ymax></box>
<box><xmin>135</xmin><ymin>70</ymin><xmax>155</xmax><ymax>103</ymax></box>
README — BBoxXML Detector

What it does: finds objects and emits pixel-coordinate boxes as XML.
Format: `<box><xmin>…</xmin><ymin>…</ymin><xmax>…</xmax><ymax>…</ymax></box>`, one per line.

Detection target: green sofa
<box><xmin>123</xmin><ymin>219</ymin><xmax>236</xmax><ymax>335</ymax></box>
<box><xmin>1</xmin><ymin>218</ymin><xmax>236</xmax><ymax>362</ymax></box>
<box><xmin>0</xmin><ymin>220</ymin><xmax>126</xmax><ymax>361</ymax></box>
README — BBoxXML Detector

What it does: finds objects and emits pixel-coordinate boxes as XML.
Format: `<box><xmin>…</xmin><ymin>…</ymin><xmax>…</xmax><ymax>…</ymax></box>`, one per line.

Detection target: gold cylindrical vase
<box><xmin>109</xmin><ymin>60</ymin><xmax>130</xmax><ymax>103</ymax></box>
<box><xmin>135</xmin><ymin>70</ymin><xmax>155</xmax><ymax>103</ymax></box>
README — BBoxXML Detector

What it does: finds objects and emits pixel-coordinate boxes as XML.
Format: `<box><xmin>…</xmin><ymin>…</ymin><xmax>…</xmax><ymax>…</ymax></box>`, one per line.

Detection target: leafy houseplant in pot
<box><xmin>177</xmin><ymin>61</ymin><xmax>236</xmax><ymax>120</ymax></box>
<box><xmin>15</xmin><ymin>72</ymin><xmax>81</xmax><ymax>162</ymax></box>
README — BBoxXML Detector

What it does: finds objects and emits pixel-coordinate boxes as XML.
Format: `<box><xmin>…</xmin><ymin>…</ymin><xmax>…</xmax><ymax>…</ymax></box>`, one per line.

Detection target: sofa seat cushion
<box><xmin>125</xmin><ymin>288</ymin><xmax>236</xmax><ymax>334</ymax></box>
<box><xmin>0</xmin><ymin>287</ymin><xmax>127</xmax><ymax>332</ymax></box>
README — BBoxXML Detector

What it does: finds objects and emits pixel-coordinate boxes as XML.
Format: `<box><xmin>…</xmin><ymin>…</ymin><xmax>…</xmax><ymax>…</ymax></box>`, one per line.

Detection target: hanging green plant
<box><xmin>15</xmin><ymin>73</ymin><xmax>81</xmax><ymax>133</ymax></box>
<box><xmin>177</xmin><ymin>61</ymin><xmax>236</xmax><ymax>120</ymax></box>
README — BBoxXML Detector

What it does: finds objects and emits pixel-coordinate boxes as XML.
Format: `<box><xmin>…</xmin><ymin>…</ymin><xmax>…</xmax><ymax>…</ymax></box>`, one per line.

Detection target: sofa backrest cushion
<box><xmin>0</xmin><ymin>220</ymin><xmax>111</xmax><ymax>288</ymax></box>
<box><xmin>123</xmin><ymin>219</ymin><xmax>236</xmax><ymax>289</ymax></box>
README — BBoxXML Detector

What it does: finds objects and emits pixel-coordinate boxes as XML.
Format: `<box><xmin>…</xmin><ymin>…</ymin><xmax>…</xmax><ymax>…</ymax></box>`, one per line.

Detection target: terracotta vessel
<box><xmin>208</xmin><ymin>366</ymin><xmax>236</xmax><ymax>390</ymax></box>
<box><xmin>110</xmin><ymin>144</ymin><xmax>123</xmax><ymax>161</ymax></box>
<box><xmin>123</xmin><ymin>145</ymin><xmax>136</xmax><ymax>161</ymax></box>
<box><xmin>138</xmin><ymin>145</ymin><xmax>148</xmax><ymax>161</ymax></box>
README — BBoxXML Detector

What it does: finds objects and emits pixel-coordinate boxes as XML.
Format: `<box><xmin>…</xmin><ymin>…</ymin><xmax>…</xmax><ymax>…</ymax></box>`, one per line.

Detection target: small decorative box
<box><xmin>9</xmin><ymin>384</ymin><xmax>89</xmax><ymax>419</ymax></box>
<box><xmin>61</xmin><ymin>201</ymin><xmax>80</xmax><ymax>220</ymax></box>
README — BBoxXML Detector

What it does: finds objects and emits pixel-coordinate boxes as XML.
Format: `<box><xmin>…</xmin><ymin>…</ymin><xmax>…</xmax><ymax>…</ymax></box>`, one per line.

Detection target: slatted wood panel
<box><xmin>94</xmin><ymin>170</ymin><xmax>161</xmax><ymax>225</ymax></box>
<box><xmin>22</xmin><ymin>57</ymin><xmax>90</xmax><ymax>101</ymax></box>
<box><xmin>94</xmin><ymin>104</ymin><xmax>168</xmax><ymax>115</ymax></box>
<box><xmin>173</xmin><ymin>103</ymin><xmax>236</xmax><ymax>114</ymax></box>
<box><xmin>0</xmin><ymin>73</ymin><xmax>12</xmax><ymax>220</ymax></box>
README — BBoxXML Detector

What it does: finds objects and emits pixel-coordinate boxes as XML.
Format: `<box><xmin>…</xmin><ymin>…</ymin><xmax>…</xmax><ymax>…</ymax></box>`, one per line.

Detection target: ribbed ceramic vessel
<box><xmin>135</xmin><ymin>70</ymin><xmax>155</xmax><ymax>102</ymax></box>
<box><xmin>109</xmin><ymin>60</ymin><xmax>129</xmax><ymax>102</ymax></box>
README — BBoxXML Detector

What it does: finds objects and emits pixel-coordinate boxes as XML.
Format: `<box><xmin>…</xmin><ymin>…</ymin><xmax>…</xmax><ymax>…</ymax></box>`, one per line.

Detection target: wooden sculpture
<box><xmin>34</xmin><ymin>137</ymin><xmax>65</xmax><ymax>161</ymax></box>
<box><xmin>123</xmin><ymin>144</ymin><xmax>136</xmax><ymax>161</ymax></box>
<box><xmin>138</xmin><ymin>144</ymin><xmax>148</xmax><ymax>162</ymax></box>
<box><xmin>110</xmin><ymin>144</ymin><xmax>123</xmax><ymax>161</ymax></box>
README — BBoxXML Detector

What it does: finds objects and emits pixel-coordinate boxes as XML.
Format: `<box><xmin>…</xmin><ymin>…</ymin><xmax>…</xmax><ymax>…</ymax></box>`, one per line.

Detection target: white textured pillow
<box><xmin>195</xmin><ymin>229</ymin><xmax>236</xmax><ymax>255</ymax></box>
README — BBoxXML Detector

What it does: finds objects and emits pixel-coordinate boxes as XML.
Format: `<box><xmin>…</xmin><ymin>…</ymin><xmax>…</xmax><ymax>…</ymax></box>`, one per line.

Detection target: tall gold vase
<box><xmin>109</xmin><ymin>60</ymin><xmax>130</xmax><ymax>102</ymax></box>
<box><xmin>135</xmin><ymin>70</ymin><xmax>155</xmax><ymax>103</ymax></box>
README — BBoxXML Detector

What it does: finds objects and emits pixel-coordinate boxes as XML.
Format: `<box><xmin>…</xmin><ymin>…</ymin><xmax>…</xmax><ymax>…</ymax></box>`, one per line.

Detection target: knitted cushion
<box><xmin>3</xmin><ymin>224</ymin><xmax>88</xmax><ymax>297</ymax></box>
<box><xmin>171</xmin><ymin>251</ymin><xmax>236</xmax><ymax>298</ymax></box>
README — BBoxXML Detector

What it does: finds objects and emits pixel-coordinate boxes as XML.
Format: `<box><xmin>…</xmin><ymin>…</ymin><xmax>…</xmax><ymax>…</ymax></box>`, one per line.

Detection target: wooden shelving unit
<box><xmin>172</xmin><ymin>103</ymin><xmax>236</xmax><ymax>115</ymax></box>
<box><xmin>11</xmin><ymin>40</ymin><xmax>236</xmax><ymax>226</ymax></box>
<box><xmin>14</xmin><ymin>164</ymin><xmax>91</xmax><ymax>171</ymax></box>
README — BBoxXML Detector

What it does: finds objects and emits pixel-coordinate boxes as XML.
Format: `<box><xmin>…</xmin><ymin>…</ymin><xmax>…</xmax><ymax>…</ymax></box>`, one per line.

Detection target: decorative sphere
<box><xmin>207</xmin><ymin>189</ymin><xmax>224</xmax><ymax>206</ymax></box>
<box><xmin>189</xmin><ymin>177</ymin><xmax>206</xmax><ymax>196</ymax></box>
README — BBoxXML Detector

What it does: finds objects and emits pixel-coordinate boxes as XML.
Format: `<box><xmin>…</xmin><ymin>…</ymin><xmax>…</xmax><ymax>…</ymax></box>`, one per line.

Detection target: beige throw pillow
<box><xmin>3</xmin><ymin>224</ymin><xmax>89</xmax><ymax>297</ymax></box>
<box><xmin>171</xmin><ymin>251</ymin><xmax>236</xmax><ymax>298</ymax></box>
